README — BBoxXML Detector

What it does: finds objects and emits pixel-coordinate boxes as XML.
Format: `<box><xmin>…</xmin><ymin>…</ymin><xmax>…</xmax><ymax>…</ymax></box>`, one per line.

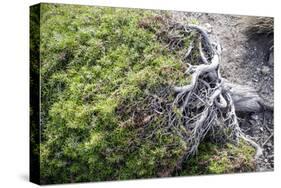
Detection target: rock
<box><xmin>261</xmin><ymin>66</ymin><xmax>270</xmax><ymax>75</ymax></box>
<box><xmin>251</xmin><ymin>114</ymin><xmax>259</xmax><ymax>120</ymax></box>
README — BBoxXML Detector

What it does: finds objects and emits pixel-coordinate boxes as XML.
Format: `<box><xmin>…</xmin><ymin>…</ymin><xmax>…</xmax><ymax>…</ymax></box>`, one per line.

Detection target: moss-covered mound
<box><xmin>36</xmin><ymin>4</ymin><xmax>256</xmax><ymax>184</ymax></box>
<box><xmin>177</xmin><ymin>141</ymin><xmax>255</xmax><ymax>176</ymax></box>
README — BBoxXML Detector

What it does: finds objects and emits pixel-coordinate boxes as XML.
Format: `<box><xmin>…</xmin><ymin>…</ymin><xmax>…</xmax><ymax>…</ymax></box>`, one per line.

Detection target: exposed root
<box><xmin>163</xmin><ymin>23</ymin><xmax>264</xmax><ymax>163</ymax></box>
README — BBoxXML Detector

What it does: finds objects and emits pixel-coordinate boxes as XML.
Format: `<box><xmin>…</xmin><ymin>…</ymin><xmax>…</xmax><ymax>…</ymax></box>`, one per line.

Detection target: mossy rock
<box><xmin>35</xmin><ymin>3</ymin><xmax>256</xmax><ymax>184</ymax></box>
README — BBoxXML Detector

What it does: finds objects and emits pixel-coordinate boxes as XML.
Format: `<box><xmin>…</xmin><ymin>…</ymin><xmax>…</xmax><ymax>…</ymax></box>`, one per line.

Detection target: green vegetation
<box><xmin>35</xmin><ymin>3</ymin><xmax>256</xmax><ymax>184</ymax></box>
<box><xmin>177</xmin><ymin>141</ymin><xmax>255</xmax><ymax>176</ymax></box>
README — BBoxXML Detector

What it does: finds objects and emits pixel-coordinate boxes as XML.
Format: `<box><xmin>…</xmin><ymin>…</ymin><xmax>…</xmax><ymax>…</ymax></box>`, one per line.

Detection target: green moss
<box><xmin>38</xmin><ymin>3</ymin><xmax>256</xmax><ymax>184</ymax></box>
<box><xmin>178</xmin><ymin>140</ymin><xmax>256</xmax><ymax>176</ymax></box>
<box><xmin>39</xmin><ymin>3</ymin><xmax>190</xmax><ymax>184</ymax></box>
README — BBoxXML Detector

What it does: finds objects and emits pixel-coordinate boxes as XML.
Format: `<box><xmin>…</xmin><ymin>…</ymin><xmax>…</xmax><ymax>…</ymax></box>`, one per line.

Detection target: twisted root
<box><xmin>166</xmin><ymin>24</ymin><xmax>263</xmax><ymax>162</ymax></box>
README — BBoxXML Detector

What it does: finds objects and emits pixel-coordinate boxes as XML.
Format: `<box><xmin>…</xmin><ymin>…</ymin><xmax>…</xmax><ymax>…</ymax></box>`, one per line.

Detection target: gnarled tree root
<box><xmin>165</xmin><ymin>23</ymin><xmax>265</xmax><ymax>168</ymax></box>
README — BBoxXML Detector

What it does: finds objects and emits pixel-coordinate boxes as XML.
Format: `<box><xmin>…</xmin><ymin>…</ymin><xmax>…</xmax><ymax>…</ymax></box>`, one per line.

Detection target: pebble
<box><xmin>261</xmin><ymin>66</ymin><xmax>271</xmax><ymax>75</ymax></box>
<box><xmin>251</xmin><ymin>114</ymin><xmax>259</xmax><ymax>120</ymax></box>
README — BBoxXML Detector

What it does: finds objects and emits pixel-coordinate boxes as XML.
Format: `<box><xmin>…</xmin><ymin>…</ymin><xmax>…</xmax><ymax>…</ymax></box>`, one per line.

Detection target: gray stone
<box><xmin>261</xmin><ymin>66</ymin><xmax>271</xmax><ymax>75</ymax></box>
<box><xmin>251</xmin><ymin>114</ymin><xmax>259</xmax><ymax>120</ymax></box>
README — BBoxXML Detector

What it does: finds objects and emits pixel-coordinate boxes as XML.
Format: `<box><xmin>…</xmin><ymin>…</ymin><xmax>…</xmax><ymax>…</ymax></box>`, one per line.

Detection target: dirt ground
<box><xmin>171</xmin><ymin>11</ymin><xmax>274</xmax><ymax>172</ymax></box>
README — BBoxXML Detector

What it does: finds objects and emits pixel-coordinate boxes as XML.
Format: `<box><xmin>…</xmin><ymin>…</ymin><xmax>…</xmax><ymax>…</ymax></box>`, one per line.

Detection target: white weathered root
<box><xmin>224</xmin><ymin>92</ymin><xmax>263</xmax><ymax>159</ymax></box>
<box><xmin>240</xmin><ymin>134</ymin><xmax>263</xmax><ymax>159</ymax></box>
<box><xmin>166</xmin><ymin>24</ymin><xmax>264</xmax><ymax>161</ymax></box>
